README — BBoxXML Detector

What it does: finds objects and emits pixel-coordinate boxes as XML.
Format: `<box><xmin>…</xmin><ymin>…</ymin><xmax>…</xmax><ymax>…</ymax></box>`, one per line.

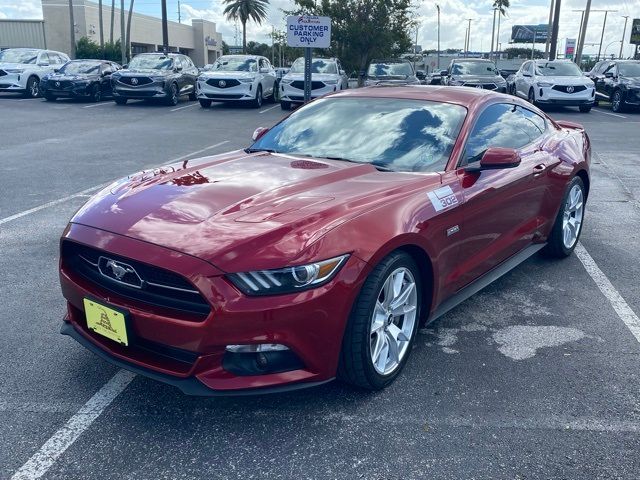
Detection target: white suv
<box><xmin>513</xmin><ymin>59</ymin><xmax>595</xmax><ymax>113</ymax></box>
<box><xmin>0</xmin><ymin>48</ymin><xmax>70</xmax><ymax>98</ymax></box>
<box><xmin>196</xmin><ymin>55</ymin><xmax>276</xmax><ymax>108</ymax></box>
<box><xmin>280</xmin><ymin>57</ymin><xmax>348</xmax><ymax>110</ymax></box>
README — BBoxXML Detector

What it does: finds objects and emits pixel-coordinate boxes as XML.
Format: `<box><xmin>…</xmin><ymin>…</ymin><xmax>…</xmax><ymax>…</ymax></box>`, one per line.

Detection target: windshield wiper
<box><xmin>324</xmin><ymin>156</ymin><xmax>395</xmax><ymax>172</ymax></box>
<box><xmin>245</xmin><ymin>147</ymin><xmax>278</xmax><ymax>154</ymax></box>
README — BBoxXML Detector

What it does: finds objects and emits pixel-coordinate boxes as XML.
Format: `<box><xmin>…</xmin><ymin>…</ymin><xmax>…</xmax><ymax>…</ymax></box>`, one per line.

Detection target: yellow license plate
<box><xmin>83</xmin><ymin>298</ymin><xmax>129</xmax><ymax>346</ymax></box>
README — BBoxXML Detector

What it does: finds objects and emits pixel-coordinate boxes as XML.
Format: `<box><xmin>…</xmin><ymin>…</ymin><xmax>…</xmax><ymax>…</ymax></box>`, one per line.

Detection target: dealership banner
<box><xmin>631</xmin><ymin>19</ymin><xmax>640</xmax><ymax>45</ymax></box>
<box><xmin>511</xmin><ymin>24</ymin><xmax>549</xmax><ymax>43</ymax></box>
<box><xmin>565</xmin><ymin>38</ymin><xmax>576</xmax><ymax>59</ymax></box>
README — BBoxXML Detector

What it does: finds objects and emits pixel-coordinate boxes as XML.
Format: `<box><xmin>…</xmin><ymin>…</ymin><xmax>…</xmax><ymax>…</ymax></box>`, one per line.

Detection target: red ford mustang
<box><xmin>60</xmin><ymin>86</ymin><xmax>590</xmax><ymax>394</ymax></box>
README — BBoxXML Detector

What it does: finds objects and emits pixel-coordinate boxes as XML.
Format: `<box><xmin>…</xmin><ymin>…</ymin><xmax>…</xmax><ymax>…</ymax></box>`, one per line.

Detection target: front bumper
<box><xmin>536</xmin><ymin>86</ymin><xmax>595</xmax><ymax>106</ymax></box>
<box><xmin>59</xmin><ymin>223</ymin><xmax>367</xmax><ymax>395</ymax></box>
<box><xmin>0</xmin><ymin>72</ymin><xmax>27</xmax><ymax>92</ymax></box>
<box><xmin>41</xmin><ymin>81</ymin><xmax>92</xmax><ymax>98</ymax></box>
<box><xmin>622</xmin><ymin>88</ymin><xmax>640</xmax><ymax>106</ymax></box>
<box><xmin>281</xmin><ymin>82</ymin><xmax>338</xmax><ymax>103</ymax></box>
<box><xmin>196</xmin><ymin>79</ymin><xmax>256</xmax><ymax>102</ymax></box>
<box><xmin>112</xmin><ymin>79</ymin><xmax>168</xmax><ymax>99</ymax></box>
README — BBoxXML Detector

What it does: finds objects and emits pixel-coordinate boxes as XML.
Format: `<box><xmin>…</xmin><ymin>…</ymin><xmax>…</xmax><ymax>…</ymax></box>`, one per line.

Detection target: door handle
<box><xmin>533</xmin><ymin>163</ymin><xmax>547</xmax><ymax>176</ymax></box>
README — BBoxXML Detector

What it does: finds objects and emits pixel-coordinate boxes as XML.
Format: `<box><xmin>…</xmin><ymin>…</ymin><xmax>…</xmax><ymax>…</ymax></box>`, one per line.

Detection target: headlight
<box><xmin>197</xmin><ymin>76</ymin><xmax>206</xmax><ymax>82</ymax></box>
<box><xmin>281</xmin><ymin>78</ymin><xmax>293</xmax><ymax>84</ymax></box>
<box><xmin>227</xmin><ymin>254</ymin><xmax>350</xmax><ymax>296</ymax></box>
<box><xmin>239</xmin><ymin>77</ymin><xmax>256</xmax><ymax>83</ymax></box>
<box><xmin>536</xmin><ymin>81</ymin><xmax>553</xmax><ymax>87</ymax></box>
<box><xmin>5</xmin><ymin>68</ymin><xmax>24</xmax><ymax>74</ymax></box>
<box><xmin>324</xmin><ymin>79</ymin><xmax>338</xmax><ymax>85</ymax></box>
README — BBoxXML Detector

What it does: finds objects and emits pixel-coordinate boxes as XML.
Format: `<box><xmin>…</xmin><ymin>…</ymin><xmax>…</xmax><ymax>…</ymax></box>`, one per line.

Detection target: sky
<box><xmin>0</xmin><ymin>0</ymin><xmax>638</xmax><ymax>58</ymax></box>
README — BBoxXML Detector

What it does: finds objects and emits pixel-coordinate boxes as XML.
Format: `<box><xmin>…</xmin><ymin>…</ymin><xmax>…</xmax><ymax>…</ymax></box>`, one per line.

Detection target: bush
<box><xmin>75</xmin><ymin>37</ymin><xmax>124</xmax><ymax>63</ymax></box>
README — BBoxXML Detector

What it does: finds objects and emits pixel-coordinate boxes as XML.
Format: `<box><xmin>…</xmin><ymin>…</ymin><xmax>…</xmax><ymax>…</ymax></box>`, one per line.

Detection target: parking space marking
<box><xmin>170</xmin><ymin>103</ymin><xmax>198</xmax><ymax>112</ymax></box>
<box><xmin>10</xmin><ymin>370</ymin><xmax>135</xmax><ymax>480</ymax></box>
<box><xmin>0</xmin><ymin>141</ymin><xmax>229</xmax><ymax>226</ymax></box>
<box><xmin>592</xmin><ymin>109</ymin><xmax>627</xmax><ymax>119</ymax></box>
<box><xmin>576</xmin><ymin>242</ymin><xmax>640</xmax><ymax>344</ymax></box>
<box><xmin>259</xmin><ymin>105</ymin><xmax>279</xmax><ymax>114</ymax></box>
<box><xmin>83</xmin><ymin>102</ymin><xmax>112</xmax><ymax>109</ymax></box>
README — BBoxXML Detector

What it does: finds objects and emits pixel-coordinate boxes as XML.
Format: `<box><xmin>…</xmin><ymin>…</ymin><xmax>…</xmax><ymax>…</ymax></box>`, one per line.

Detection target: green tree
<box><xmin>493</xmin><ymin>0</ymin><xmax>510</xmax><ymax>16</ymax></box>
<box><xmin>76</xmin><ymin>37</ymin><xmax>123</xmax><ymax>63</ymax></box>
<box><xmin>222</xmin><ymin>0</ymin><xmax>270</xmax><ymax>54</ymax></box>
<box><xmin>503</xmin><ymin>47</ymin><xmax>544</xmax><ymax>59</ymax></box>
<box><xmin>222</xmin><ymin>41</ymin><xmax>230</xmax><ymax>55</ymax></box>
<box><xmin>290</xmin><ymin>0</ymin><xmax>413</xmax><ymax>83</ymax></box>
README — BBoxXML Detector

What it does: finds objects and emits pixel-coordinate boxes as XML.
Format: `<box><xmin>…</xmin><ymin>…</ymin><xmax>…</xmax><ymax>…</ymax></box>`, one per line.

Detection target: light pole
<box><xmin>545</xmin><ymin>0</ymin><xmax>555</xmax><ymax>58</ymax></box>
<box><xmin>620</xmin><ymin>16</ymin><xmax>629</xmax><ymax>58</ymax></box>
<box><xmin>466</xmin><ymin>18</ymin><xmax>472</xmax><ymax>54</ymax></box>
<box><xmin>549</xmin><ymin>0</ymin><xmax>562</xmax><ymax>60</ymax></box>
<box><xmin>604</xmin><ymin>40</ymin><xmax>621</xmax><ymax>59</ymax></box>
<box><xmin>490</xmin><ymin>7</ymin><xmax>497</xmax><ymax>60</ymax></box>
<box><xmin>436</xmin><ymin>4</ymin><xmax>440</xmax><ymax>69</ymax></box>
<box><xmin>597</xmin><ymin>10</ymin><xmax>617</xmax><ymax>61</ymax></box>
<box><xmin>161</xmin><ymin>0</ymin><xmax>169</xmax><ymax>54</ymax></box>
<box><xmin>575</xmin><ymin>1</ymin><xmax>592</xmax><ymax>66</ymax></box>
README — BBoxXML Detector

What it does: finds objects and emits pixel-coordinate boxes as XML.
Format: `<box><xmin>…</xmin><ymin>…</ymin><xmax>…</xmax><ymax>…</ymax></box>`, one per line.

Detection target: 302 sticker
<box><xmin>427</xmin><ymin>185</ymin><xmax>459</xmax><ymax>212</ymax></box>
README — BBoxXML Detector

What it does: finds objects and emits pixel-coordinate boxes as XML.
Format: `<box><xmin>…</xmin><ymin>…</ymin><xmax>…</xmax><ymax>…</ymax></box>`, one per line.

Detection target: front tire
<box><xmin>252</xmin><ymin>85</ymin><xmax>263</xmax><ymax>108</ymax></box>
<box><xmin>611</xmin><ymin>90</ymin><xmax>624</xmax><ymax>113</ymax></box>
<box><xmin>188</xmin><ymin>88</ymin><xmax>197</xmax><ymax>101</ymax></box>
<box><xmin>165</xmin><ymin>83</ymin><xmax>179</xmax><ymax>106</ymax></box>
<box><xmin>338</xmin><ymin>251</ymin><xmax>422</xmax><ymax>390</ymax></box>
<box><xmin>25</xmin><ymin>76</ymin><xmax>40</xmax><ymax>98</ymax></box>
<box><xmin>44</xmin><ymin>94</ymin><xmax>57</xmax><ymax>101</ymax></box>
<box><xmin>90</xmin><ymin>84</ymin><xmax>101</xmax><ymax>103</ymax></box>
<box><xmin>527</xmin><ymin>88</ymin><xmax>536</xmax><ymax>106</ymax></box>
<box><xmin>542</xmin><ymin>176</ymin><xmax>586</xmax><ymax>258</ymax></box>
<box><xmin>114</xmin><ymin>97</ymin><xmax>127</xmax><ymax>105</ymax></box>
<box><xmin>199</xmin><ymin>99</ymin><xmax>212</xmax><ymax>108</ymax></box>
<box><xmin>579</xmin><ymin>105</ymin><xmax>591</xmax><ymax>113</ymax></box>
<box><xmin>280</xmin><ymin>100</ymin><xmax>291</xmax><ymax>110</ymax></box>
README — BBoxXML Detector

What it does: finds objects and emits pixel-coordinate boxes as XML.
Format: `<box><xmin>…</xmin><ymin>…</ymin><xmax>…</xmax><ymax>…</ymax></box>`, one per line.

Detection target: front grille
<box><xmin>119</xmin><ymin>76</ymin><xmax>153</xmax><ymax>86</ymax></box>
<box><xmin>61</xmin><ymin>240</ymin><xmax>211</xmax><ymax>319</ymax></box>
<box><xmin>463</xmin><ymin>83</ymin><xmax>497</xmax><ymax>90</ymax></box>
<box><xmin>204</xmin><ymin>93</ymin><xmax>243</xmax><ymax>99</ymax></box>
<box><xmin>290</xmin><ymin>80</ymin><xmax>325</xmax><ymax>90</ymax></box>
<box><xmin>552</xmin><ymin>85</ymin><xmax>587</xmax><ymax>94</ymax></box>
<box><xmin>206</xmin><ymin>78</ymin><xmax>240</xmax><ymax>88</ymax></box>
<box><xmin>49</xmin><ymin>80</ymin><xmax>73</xmax><ymax>90</ymax></box>
<box><xmin>118</xmin><ymin>90</ymin><xmax>157</xmax><ymax>97</ymax></box>
<box><xmin>0</xmin><ymin>70</ymin><xmax>7</xmax><ymax>77</ymax></box>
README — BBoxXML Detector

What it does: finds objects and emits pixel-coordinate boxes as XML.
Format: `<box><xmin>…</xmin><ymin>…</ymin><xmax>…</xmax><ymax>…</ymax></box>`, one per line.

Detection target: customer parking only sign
<box><xmin>287</xmin><ymin>15</ymin><xmax>331</xmax><ymax>48</ymax></box>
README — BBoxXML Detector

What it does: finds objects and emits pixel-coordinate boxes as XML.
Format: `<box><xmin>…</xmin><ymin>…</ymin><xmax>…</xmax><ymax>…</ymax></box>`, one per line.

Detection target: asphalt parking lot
<box><xmin>1</xmin><ymin>92</ymin><xmax>639</xmax><ymax>479</ymax></box>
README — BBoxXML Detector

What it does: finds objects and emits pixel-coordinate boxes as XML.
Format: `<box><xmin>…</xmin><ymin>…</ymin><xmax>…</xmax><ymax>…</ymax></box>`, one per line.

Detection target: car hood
<box><xmin>0</xmin><ymin>62</ymin><xmax>32</xmax><ymax>69</ymax></box>
<box><xmin>71</xmin><ymin>151</ymin><xmax>435</xmax><ymax>272</ymax></box>
<box><xmin>365</xmin><ymin>76</ymin><xmax>419</xmax><ymax>85</ymax></box>
<box><xmin>283</xmin><ymin>73</ymin><xmax>339</xmax><ymax>82</ymax></box>
<box><xmin>116</xmin><ymin>69</ymin><xmax>172</xmax><ymax>76</ymax></box>
<box><xmin>200</xmin><ymin>71</ymin><xmax>257</xmax><ymax>79</ymax></box>
<box><xmin>45</xmin><ymin>73</ymin><xmax>99</xmax><ymax>81</ymax></box>
<box><xmin>537</xmin><ymin>75</ymin><xmax>591</xmax><ymax>85</ymax></box>
<box><xmin>452</xmin><ymin>74</ymin><xmax>504</xmax><ymax>83</ymax></box>
<box><xmin>620</xmin><ymin>75</ymin><xmax>640</xmax><ymax>87</ymax></box>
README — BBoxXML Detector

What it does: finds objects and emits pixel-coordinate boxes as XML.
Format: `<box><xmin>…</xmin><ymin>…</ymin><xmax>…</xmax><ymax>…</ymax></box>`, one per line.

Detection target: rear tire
<box><xmin>579</xmin><ymin>105</ymin><xmax>591</xmax><ymax>113</ymax></box>
<box><xmin>25</xmin><ymin>76</ymin><xmax>40</xmax><ymax>98</ymax></box>
<box><xmin>90</xmin><ymin>84</ymin><xmax>101</xmax><ymax>103</ymax></box>
<box><xmin>199</xmin><ymin>99</ymin><xmax>212</xmax><ymax>108</ymax></box>
<box><xmin>114</xmin><ymin>97</ymin><xmax>127</xmax><ymax>105</ymax></box>
<box><xmin>280</xmin><ymin>100</ymin><xmax>291</xmax><ymax>110</ymax></box>
<box><xmin>527</xmin><ymin>88</ymin><xmax>536</xmax><ymax>106</ymax></box>
<box><xmin>542</xmin><ymin>176</ymin><xmax>586</xmax><ymax>258</ymax></box>
<box><xmin>337</xmin><ymin>251</ymin><xmax>422</xmax><ymax>390</ymax></box>
<box><xmin>44</xmin><ymin>94</ymin><xmax>57</xmax><ymax>101</ymax></box>
<box><xmin>611</xmin><ymin>90</ymin><xmax>625</xmax><ymax>113</ymax></box>
<box><xmin>188</xmin><ymin>88</ymin><xmax>197</xmax><ymax>101</ymax></box>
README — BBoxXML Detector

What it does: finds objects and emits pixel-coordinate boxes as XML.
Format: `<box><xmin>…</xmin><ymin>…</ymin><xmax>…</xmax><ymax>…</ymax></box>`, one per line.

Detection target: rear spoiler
<box><xmin>555</xmin><ymin>120</ymin><xmax>584</xmax><ymax>131</ymax></box>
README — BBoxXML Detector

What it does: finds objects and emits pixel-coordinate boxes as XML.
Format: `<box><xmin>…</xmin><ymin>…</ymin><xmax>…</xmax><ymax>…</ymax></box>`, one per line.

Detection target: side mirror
<box><xmin>339</xmin><ymin>69</ymin><xmax>346</xmax><ymax>76</ymax></box>
<box><xmin>53</xmin><ymin>68</ymin><xmax>60</xmax><ymax>73</ymax></box>
<box><xmin>416</xmin><ymin>70</ymin><xmax>426</xmax><ymax>80</ymax></box>
<box><xmin>175</xmin><ymin>66</ymin><xmax>183</xmax><ymax>72</ymax></box>
<box><xmin>466</xmin><ymin>147</ymin><xmax>521</xmax><ymax>172</ymax></box>
<box><xmin>259</xmin><ymin>67</ymin><xmax>269</xmax><ymax>73</ymax></box>
<box><xmin>604</xmin><ymin>72</ymin><xmax>614</xmax><ymax>78</ymax></box>
<box><xmin>440</xmin><ymin>70</ymin><xmax>448</xmax><ymax>77</ymax></box>
<box><xmin>252</xmin><ymin>127</ymin><xmax>269</xmax><ymax>142</ymax></box>
<box><xmin>122</xmin><ymin>64</ymin><xmax>128</xmax><ymax>69</ymax></box>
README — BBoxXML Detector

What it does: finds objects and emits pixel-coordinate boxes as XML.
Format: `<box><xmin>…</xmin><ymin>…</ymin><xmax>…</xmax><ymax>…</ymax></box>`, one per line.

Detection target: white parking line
<box><xmin>0</xmin><ymin>141</ymin><xmax>229</xmax><ymax>226</ymax></box>
<box><xmin>170</xmin><ymin>103</ymin><xmax>198</xmax><ymax>112</ymax></box>
<box><xmin>592</xmin><ymin>109</ymin><xmax>627</xmax><ymax>119</ymax></box>
<box><xmin>259</xmin><ymin>105</ymin><xmax>279</xmax><ymax>114</ymax></box>
<box><xmin>83</xmin><ymin>102</ymin><xmax>112</xmax><ymax>109</ymax></box>
<box><xmin>575</xmin><ymin>242</ymin><xmax>640</xmax><ymax>344</ymax></box>
<box><xmin>10</xmin><ymin>370</ymin><xmax>136</xmax><ymax>480</ymax></box>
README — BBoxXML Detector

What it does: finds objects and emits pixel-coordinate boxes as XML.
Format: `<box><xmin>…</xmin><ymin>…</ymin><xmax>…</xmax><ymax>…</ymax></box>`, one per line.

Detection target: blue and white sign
<box><xmin>287</xmin><ymin>16</ymin><xmax>331</xmax><ymax>48</ymax></box>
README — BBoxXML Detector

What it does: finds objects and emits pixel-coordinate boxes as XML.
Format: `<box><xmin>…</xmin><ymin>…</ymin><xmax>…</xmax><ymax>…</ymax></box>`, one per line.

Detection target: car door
<box><xmin>183</xmin><ymin>55</ymin><xmax>197</xmax><ymax>92</ymax></box>
<box><xmin>259</xmin><ymin>58</ymin><xmax>275</xmax><ymax>96</ymax></box>
<box><xmin>453</xmin><ymin>102</ymin><xmax>551</xmax><ymax>290</ymax></box>
<box><xmin>602</xmin><ymin>63</ymin><xmax>618</xmax><ymax>100</ymax></box>
<box><xmin>594</xmin><ymin>62</ymin><xmax>613</xmax><ymax>100</ymax></box>
<box><xmin>516</xmin><ymin>62</ymin><xmax>532</xmax><ymax>98</ymax></box>
<box><xmin>100</xmin><ymin>62</ymin><xmax>113</xmax><ymax>95</ymax></box>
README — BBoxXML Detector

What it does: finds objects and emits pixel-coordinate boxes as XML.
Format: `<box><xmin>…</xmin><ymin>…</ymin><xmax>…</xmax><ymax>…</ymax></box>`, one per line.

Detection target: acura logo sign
<box><xmin>566</xmin><ymin>85</ymin><xmax>574</xmax><ymax>93</ymax></box>
<box><xmin>219</xmin><ymin>80</ymin><xmax>226</xmax><ymax>87</ymax></box>
<box><xmin>131</xmin><ymin>77</ymin><xmax>138</xmax><ymax>85</ymax></box>
<box><xmin>475</xmin><ymin>84</ymin><xmax>483</xmax><ymax>89</ymax></box>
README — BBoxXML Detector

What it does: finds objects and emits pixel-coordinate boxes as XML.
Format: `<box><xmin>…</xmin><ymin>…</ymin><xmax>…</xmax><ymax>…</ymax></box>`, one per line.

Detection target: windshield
<box><xmin>128</xmin><ymin>55</ymin><xmax>174</xmax><ymax>70</ymax></box>
<box><xmin>368</xmin><ymin>62</ymin><xmax>414</xmax><ymax>77</ymax></box>
<box><xmin>536</xmin><ymin>62</ymin><xmax>582</xmax><ymax>76</ymax></box>
<box><xmin>250</xmin><ymin>98</ymin><xmax>466</xmax><ymax>173</ymax></box>
<box><xmin>290</xmin><ymin>58</ymin><xmax>337</xmax><ymax>74</ymax></box>
<box><xmin>452</xmin><ymin>61</ymin><xmax>497</xmax><ymax>76</ymax></box>
<box><xmin>618</xmin><ymin>63</ymin><xmax>640</xmax><ymax>77</ymax></box>
<box><xmin>60</xmin><ymin>61</ymin><xmax>101</xmax><ymax>75</ymax></box>
<box><xmin>212</xmin><ymin>56</ymin><xmax>257</xmax><ymax>72</ymax></box>
<box><xmin>0</xmin><ymin>49</ymin><xmax>39</xmax><ymax>64</ymax></box>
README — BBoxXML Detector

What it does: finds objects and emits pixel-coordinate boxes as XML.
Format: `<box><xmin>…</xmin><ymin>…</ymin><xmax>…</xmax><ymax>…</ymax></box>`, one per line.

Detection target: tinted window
<box><xmin>368</xmin><ymin>62</ymin><xmax>414</xmax><ymax>77</ymax></box>
<box><xmin>290</xmin><ymin>58</ymin><xmax>337</xmax><ymax>74</ymax></box>
<box><xmin>535</xmin><ymin>62</ymin><xmax>582</xmax><ymax>76</ymax></box>
<box><xmin>39</xmin><ymin>52</ymin><xmax>50</xmax><ymax>65</ymax></box>
<box><xmin>0</xmin><ymin>49</ymin><xmax>39</xmax><ymax>63</ymax></box>
<box><xmin>251</xmin><ymin>98</ymin><xmax>467</xmax><ymax>173</ymax></box>
<box><xmin>463</xmin><ymin>104</ymin><xmax>539</xmax><ymax>164</ymax></box>
<box><xmin>129</xmin><ymin>55</ymin><xmax>174</xmax><ymax>70</ymax></box>
<box><xmin>618</xmin><ymin>62</ymin><xmax>640</xmax><ymax>76</ymax></box>
<box><xmin>596</xmin><ymin>62</ymin><xmax>612</xmax><ymax>74</ymax></box>
<box><xmin>518</xmin><ymin>106</ymin><xmax>546</xmax><ymax>137</ymax></box>
<box><xmin>61</xmin><ymin>61</ymin><xmax>101</xmax><ymax>74</ymax></box>
<box><xmin>451</xmin><ymin>61</ymin><xmax>497</xmax><ymax>75</ymax></box>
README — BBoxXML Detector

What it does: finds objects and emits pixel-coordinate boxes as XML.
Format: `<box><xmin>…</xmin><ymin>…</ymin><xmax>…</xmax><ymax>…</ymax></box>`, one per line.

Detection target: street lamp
<box><xmin>604</xmin><ymin>40</ymin><xmax>621</xmax><ymax>59</ymax></box>
<box><xmin>436</xmin><ymin>4</ymin><xmax>440</xmax><ymax>69</ymax></box>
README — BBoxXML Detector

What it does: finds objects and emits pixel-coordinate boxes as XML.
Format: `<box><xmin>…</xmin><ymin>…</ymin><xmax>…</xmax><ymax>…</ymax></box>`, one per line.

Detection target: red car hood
<box><xmin>71</xmin><ymin>151</ymin><xmax>438</xmax><ymax>272</ymax></box>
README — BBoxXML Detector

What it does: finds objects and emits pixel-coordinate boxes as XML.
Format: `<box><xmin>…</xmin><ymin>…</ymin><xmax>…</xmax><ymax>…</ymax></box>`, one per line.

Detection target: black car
<box><xmin>441</xmin><ymin>58</ymin><xmax>507</xmax><ymax>93</ymax></box>
<box><xmin>363</xmin><ymin>59</ymin><xmax>421</xmax><ymax>86</ymax></box>
<box><xmin>111</xmin><ymin>53</ymin><xmax>198</xmax><ymax>106</ymax></box>
<box><xmin>590</xmin><ymin>60</ymin><xmax>640</xmax><ymax>112</ymax></box>
<box><xmin>40</xmin><ymin>60</ymin><xmax>120</xmax><ymax>102</ymax></box>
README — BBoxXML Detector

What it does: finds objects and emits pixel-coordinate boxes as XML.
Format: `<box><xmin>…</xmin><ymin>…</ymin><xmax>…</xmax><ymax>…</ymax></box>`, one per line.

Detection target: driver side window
<box><xmin>38</xmin><ymin>52</ymin><xmax>50</xmax><ymax>65</ymax></box>
<box><xmin>461</xmin><ymin>104</ymin><xmax>536</xmax><ymax>166</ymax></box>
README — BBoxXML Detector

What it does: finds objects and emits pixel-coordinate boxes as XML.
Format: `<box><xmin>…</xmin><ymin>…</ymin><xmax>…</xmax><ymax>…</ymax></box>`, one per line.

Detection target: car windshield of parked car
<box><xmin>212</xmin><ymin>56</ymin><xmax>257</xmax><ymax>72</ymax></box>
<box><xmin>60</xmin><ymin>61</ymin><xmax>101</xmax><ymax>75</ymax></box>
<box><xmin>250</xmin><ymin>98</ymin><xmax>466</xmax><ymax>173</ymax></box>
<box><xmin>536</xmin><ymin>62</ymin><xmax>582</xmax><ymax>76</ymax></box>
<box><xmin>452</xmin><ymin>62</ymin><xmax>497</xmax><ymax>75</ymax></box>
<box><xmin>289</xmin><ymin>58</ymin><xmax>337</xmax><ymax>74</ymax></box>
<box><xmin>0</xmin><ymin>49</ymin><xmax>39</xmax><ymax>64</ymax></box>
<box><xmin>368</xmin><ymin>62</ymin><xmax>413</xmax><ymax>77</ymax></box>
<box><xmin>618</xmin><ymin>63</ymin><xmax>640</xmax><ymax>77</ymax></box>
<box><xmin>129</xmin><ymin>55</ymin><xmax>174</xmax><ymax>70</ymax></box>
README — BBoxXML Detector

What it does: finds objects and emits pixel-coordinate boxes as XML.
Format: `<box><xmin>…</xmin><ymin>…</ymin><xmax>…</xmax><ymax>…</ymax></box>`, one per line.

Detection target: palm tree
<box><xmin>222</xmin><ymin>0</ymin><xmax>270</xmax><ymax>54</ymax></box>
<box><xmin>126</xmin><ymin>0</ymin><xmax>135</xmax><ymax>61</ymax></box>
<box><xmin>98</xmin><ymin>0</ymin><xmax>104</xmax><ymax>52</ymax></box>
<box><xmin>493</xmin><ymin>0</ymin><xmax>510</xmax><ymax>55</ymax></box>
<box><xmin>68</xmin><ymin>0</ymin><xmax>76</xmax><ymax>58</ymax></box>
<box><xmin>110</xmin><ymin>0</ymin><xmax>115</xmax><ymax>44</ymax></box>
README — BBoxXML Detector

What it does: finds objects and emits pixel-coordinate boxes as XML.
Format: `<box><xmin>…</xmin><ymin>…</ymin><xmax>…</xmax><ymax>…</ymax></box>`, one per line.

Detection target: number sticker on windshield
<box><xmin>427</xmin><ymin>185</ymin><xmax>459</xmax><ymax>212</ymax></box>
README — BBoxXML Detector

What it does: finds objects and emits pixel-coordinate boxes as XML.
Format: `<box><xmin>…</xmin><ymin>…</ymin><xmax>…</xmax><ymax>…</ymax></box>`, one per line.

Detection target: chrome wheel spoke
<box><xmin>386</xmin><ymin>331</ymin><xmax>400</xmax><ymax>365</ymax></box>
<box><xmin>389</xmin><ymin>282</ymin><xmax>415</xmax><ymax>312</ymax></box>
<box><xmin>561</xmin><ymin>184</ymin><xmax>584</xmax><ymax>249</ymax></box>
<box><xmin>387</xmin><ymin>323</ymin><xmax>409</xmax><ymax>343</ymax></box>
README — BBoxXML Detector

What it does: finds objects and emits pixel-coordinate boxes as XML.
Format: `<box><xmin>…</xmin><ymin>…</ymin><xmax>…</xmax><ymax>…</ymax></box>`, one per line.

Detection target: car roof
<box><xmin>327</xmin><ymin>85</ymin><xmax>509</xmax><ymax>108</ymax></box>
<box><xmin>452</xmin><ymin>58</ymin><xmax>493</xmax><ymax>63</ymax></box>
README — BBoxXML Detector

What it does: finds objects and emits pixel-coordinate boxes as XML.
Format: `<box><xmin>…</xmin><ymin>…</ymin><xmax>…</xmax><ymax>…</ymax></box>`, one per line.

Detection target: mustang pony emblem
<box><xmin>105</xmin><ymin>259</ymin><xmax>135</xmax><ymax>280</ymax></box>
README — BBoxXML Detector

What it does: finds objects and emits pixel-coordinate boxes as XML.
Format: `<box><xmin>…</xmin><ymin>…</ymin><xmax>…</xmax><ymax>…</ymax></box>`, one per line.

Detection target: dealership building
<box><xmin>0</xmin><ymin>0</ymin><xmax>223</xmax><ymax>66</ymax></box>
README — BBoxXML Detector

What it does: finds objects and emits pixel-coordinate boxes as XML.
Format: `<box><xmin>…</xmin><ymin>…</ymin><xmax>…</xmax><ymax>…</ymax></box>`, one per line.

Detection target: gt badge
<box><xmin>427</xmin><ymin>185</ymin><xmax>459</xmax><ymax>212</ymax></box>
<box><xmin>447</xmin><ymin>225</ymin><xmax>460</xmax><ymax>236</ymax></box>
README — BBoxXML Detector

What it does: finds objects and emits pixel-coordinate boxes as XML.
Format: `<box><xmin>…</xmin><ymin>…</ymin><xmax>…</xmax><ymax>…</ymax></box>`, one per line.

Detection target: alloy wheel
<box><xmin>612</xmin><ymin>91</ymin><xmax>622</xmax><ymax>112</ymax></box>
<box><xmin>30</xmin><ymin>78</ymin><xmax>40</xmax><ymax>98</ymax></box>
<box><xmin>562</xmin><ymin>184</ymin><xmax>584</xmax><ymax>249</ymax></box>
<box><xmin>369</xmin><ymin>267</ymin><xmax>418</xmax><ymax>375</ymax></box>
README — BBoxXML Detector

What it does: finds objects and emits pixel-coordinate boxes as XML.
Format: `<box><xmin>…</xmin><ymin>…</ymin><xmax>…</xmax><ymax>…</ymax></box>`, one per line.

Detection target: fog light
<box><xmin>226</xmin><ymin>344</ymin><xmax>289</xmax><ymax>353</ymax></box>
<box><xmin>539</xmin><ymin>88</ymin><xmax>543</xmax><ymax>97</ymax></box>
